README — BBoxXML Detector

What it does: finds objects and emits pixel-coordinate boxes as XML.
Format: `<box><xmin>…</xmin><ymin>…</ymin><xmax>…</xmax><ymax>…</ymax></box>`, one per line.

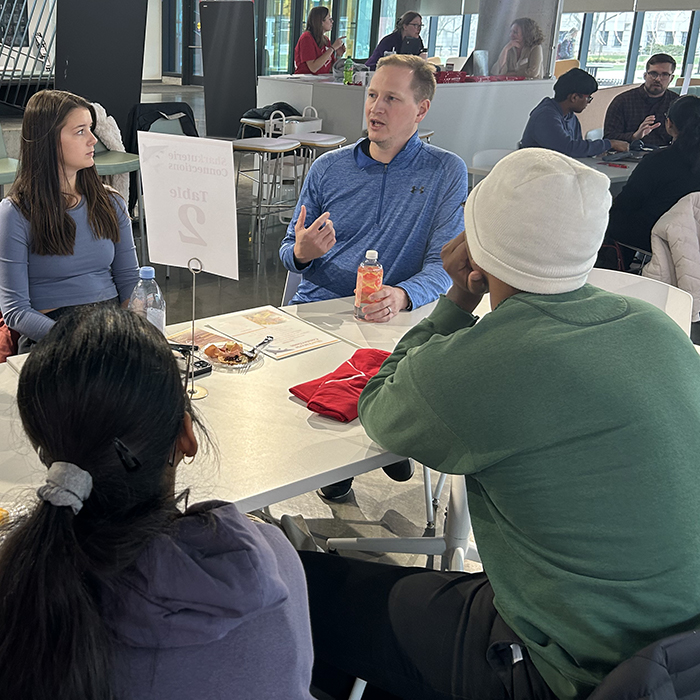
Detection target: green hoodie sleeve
<box><xmin>358</xmin><ymin>295</ymin><xmax>479</xmax><ymax>473</ymax></box>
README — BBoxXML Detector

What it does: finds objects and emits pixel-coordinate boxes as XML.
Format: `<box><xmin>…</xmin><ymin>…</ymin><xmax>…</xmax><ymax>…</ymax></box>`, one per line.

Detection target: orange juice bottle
<box><xmin>354</xmin><ymin>250</ymin><xmax>383</xmax><ymax>320</ymax></box>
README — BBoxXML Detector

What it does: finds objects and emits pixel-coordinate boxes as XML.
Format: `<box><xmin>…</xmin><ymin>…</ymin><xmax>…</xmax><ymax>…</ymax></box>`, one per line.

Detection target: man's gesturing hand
<box><xmin>633</xmin><ymin>115</ymin><xmax>661</xmax><ymax>141</ymax></box>
<box><xmin>441</xmin><ymin>233</ymin><xmax>487</xmax><ymax>313</ymax></box>
<box><xmin>293</xmin><ymin>205</ymin><xmax>336</xmax><ymax>265</ymax></box>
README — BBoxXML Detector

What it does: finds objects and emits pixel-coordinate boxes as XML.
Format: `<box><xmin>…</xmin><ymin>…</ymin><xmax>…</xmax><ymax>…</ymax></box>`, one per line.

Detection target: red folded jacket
<box><xmin>289</xmin><ymin>348</ymin><xmax>390</xmax><ymax>422</ymax></box>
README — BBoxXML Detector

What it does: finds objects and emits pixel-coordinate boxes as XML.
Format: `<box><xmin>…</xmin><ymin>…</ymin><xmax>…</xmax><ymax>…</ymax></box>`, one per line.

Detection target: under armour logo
<box><xmin>410</xmin><ymin>186</ymin><xmax>425</xmax><ymax>194</ymax></box>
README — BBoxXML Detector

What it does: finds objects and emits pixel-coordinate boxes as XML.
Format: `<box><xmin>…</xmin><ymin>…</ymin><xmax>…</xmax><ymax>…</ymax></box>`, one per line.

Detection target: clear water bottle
<box><xmin>354</xmin><ymin>250</ymin><xmax>383</xmax><ymax>321</ymax></box>
<box><xmin>128</xmin><ymin>266</ymin><xmax>166</xmax><ymax>334</ymax></box>
<box><xmin>344</xmin><ymin>56</ymin><xmax>353</xmax><ymax>85</ymax></box>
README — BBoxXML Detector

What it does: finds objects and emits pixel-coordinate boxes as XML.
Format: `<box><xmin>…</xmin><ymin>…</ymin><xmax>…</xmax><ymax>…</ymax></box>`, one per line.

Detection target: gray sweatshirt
<box><xmin>102</xmin><ymin>502</ymin><xmax>314</xmax><ymax>700</ymax></box>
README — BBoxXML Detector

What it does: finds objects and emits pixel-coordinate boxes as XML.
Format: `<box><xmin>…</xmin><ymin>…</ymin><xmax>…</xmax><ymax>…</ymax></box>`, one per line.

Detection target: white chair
<box><xmin>586</xmin><ymin>127</ymin><xmax>604</xmax><ymax>140</ymax></box>
<box><xmin>470</xmin><ymin>149</ymin><xmax>515</xmax><ymax>188</ymax></box>
<box><xmin>471</xmin><ymin>149</ymin><xmax>515</xmax><ymax>169</ymax></box>
<box><xmin>281</xmin><ymin>271</ymin><xmax>302</xmax><ymax>306</ymax></box>
<box><xmin>445</xmin><ymin>56</ymin><xmax>468</xmax><ymax>71</ymax></box>
<box><xmin>418</xmin><ymin>128</ymin><xmax>434</xmax><ymax>143</ymax></box>
<box><xmin>588</xmin><ymin>268</ymin><xmax>693</xmax><ymax>336</ymax></box>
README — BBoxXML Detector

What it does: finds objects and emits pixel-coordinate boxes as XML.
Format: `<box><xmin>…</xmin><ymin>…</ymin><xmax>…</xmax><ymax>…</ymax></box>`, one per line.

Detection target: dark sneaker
<box><xmin>382</xmin><ymin>459</ymin><xmax>414</xmax><ymax>482</ymax></box>
<box><xmin>318</xmin><ymin>478</ymin><xmax>354</xmax><ymax>503</ymax></box>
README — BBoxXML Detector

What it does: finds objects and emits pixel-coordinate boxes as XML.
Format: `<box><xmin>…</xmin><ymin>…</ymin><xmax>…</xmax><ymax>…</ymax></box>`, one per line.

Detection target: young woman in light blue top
<box><xmin>0</xmin><ymin>90</ymin><xmax>139</xmax><ymax>348</ymax></box>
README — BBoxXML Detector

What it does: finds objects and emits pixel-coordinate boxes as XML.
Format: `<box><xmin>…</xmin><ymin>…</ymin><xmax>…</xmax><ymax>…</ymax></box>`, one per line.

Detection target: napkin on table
<box><xmin>289</xmin><ymin>348</ymin><xmax>390</xmax><ymax>422</ymax></box>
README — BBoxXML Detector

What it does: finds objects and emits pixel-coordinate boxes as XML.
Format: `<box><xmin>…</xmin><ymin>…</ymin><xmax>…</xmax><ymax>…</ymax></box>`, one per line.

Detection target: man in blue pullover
<box><xmin>279</xmin><ymin>54</ymin><xmax>467</xmax><ymax>323</ymax></box>
<box><xmin>520</xmin><ymin>68</ymin><xmax>629</xmax><ymax>157</ymax></box>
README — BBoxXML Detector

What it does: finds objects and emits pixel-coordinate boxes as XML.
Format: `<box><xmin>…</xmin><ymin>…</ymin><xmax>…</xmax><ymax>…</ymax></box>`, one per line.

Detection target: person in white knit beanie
<box><xmin>334</xmin><ymin>144</ymin><xmax>700</xmax><ymax>700</ymax></box>
<box><xmin>461</xmin><ymin>147</ymin><xmax>611</xmax><ymax>301</ymax></box>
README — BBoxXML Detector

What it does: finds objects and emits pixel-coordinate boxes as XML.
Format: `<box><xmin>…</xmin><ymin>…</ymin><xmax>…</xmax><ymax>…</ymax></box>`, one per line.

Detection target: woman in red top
<box><xmin>294</xmin><ymin>6</ymin><xmax>345</xmax><ymax>75</ymax></box>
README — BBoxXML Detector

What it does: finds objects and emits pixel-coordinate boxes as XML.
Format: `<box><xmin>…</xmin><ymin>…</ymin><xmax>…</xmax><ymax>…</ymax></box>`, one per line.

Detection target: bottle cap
<box><xmin>366</xmin><ymin>250</ymin><xmax>378</xmax><ymax>260</ymax></box>
<box><xmin>139</xmin><ymin>266</ymin><xmax>156</xmax><ymax>279</ymax></box>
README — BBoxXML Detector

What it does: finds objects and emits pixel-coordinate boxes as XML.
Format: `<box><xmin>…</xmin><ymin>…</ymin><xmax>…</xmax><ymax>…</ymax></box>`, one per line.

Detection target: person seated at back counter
<box><xmin>365</xmin><ymin>12</ymin><xmax>426</xmax><ymax>71</ymax></box>
<box><xmin>520</xmin><ymin>68</ymin><xmax>629</xmax><ymax>157</ymax></box>
<box><xmin>279</xmin><ymin>54</ymin><xmax>467</xmax><ymax>323</ymax></box>
<box><xmin>491</xmin><ymin>17</ymin><xmax>545</xmax><ymax>80</ymax></box>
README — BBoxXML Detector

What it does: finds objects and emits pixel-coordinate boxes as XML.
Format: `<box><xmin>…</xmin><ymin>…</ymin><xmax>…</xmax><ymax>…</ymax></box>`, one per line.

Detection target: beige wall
<box><xmin>576</xmin><ymin>82</ymin><xmax>638</xmax><ymax>136</ymax></box>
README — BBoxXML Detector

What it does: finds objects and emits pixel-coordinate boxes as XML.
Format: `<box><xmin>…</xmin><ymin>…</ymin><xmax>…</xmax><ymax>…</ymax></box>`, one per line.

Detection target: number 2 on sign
<box><xmin>178</xmin><ymin>204</ymin><xmax>207</xmax><ymax>246</ymax></box>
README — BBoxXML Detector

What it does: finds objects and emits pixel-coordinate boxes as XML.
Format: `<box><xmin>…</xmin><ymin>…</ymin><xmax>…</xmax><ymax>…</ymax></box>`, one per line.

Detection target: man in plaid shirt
<box><xmin>604</xmin><ymin>53</ymin><xmax>679</xmax><ymax>147</ymax></box>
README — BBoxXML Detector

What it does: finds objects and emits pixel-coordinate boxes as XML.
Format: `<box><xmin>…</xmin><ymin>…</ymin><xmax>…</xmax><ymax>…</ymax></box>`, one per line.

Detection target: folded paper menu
<box><xmin>205</xmin><ymin>305</ymin><xmax>339</xmax><ymax>359</ymax></box>
<box><xmin>167</xmin><ymin>327</ymin><xmax>231</xmax><ymax>347</ymax></box>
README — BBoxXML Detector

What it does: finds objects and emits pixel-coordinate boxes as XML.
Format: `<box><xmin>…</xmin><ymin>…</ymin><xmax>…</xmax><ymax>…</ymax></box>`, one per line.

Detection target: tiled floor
<box><xmin>139</xmin><ymin>82</ymin><xmax>481</xmax><ymax>570</ymax></box>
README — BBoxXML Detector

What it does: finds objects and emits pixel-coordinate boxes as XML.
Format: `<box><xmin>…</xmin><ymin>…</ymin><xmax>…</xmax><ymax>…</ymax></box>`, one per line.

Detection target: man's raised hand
<box><xmin>633</xmin><ymin>115</ymin><xmax>661</xmax><ymax>141</ymax></box>
<box><xmin>441</xmin><ymin>233</ymin><xmax>487</xmax><ymax>313</ymax></box>
<box><xmin>293</xmin><ymin>205</ymin><xmax>337</xmax><ymax>266</ymax></box>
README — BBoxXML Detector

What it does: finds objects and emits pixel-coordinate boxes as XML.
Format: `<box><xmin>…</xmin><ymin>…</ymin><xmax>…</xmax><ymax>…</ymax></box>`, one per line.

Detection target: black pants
<box><xmin>300</xmin><ymin>552</ymin><xmax>557</xmax><ymax>700</ymax></box>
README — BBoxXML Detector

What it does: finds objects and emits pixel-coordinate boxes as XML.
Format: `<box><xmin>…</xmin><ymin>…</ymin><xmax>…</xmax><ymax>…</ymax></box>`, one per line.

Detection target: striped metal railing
<box><xmin>0</xmin><ymin>0</ymin><xmax>54</xmax><ymax>112</ymax></box>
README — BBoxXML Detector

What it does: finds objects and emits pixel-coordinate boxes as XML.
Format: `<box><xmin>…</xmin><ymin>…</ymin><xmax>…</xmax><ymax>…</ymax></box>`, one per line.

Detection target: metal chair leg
<box><xmin>348</xmin><ymin>677</ymin><xmax>367</xmax><ymax>700</ymax></box>
<box><xmin>254</xmin><ymin>152</ymin><xmax>266</xmax><ymax>265</ymax></box>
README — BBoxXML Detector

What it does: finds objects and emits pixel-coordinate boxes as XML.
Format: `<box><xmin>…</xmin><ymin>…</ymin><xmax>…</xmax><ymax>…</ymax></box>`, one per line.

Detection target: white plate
<box><xmin>204</xmin><ymin>344</ymin><xmax>264</xmax><ymax>373</ymax></box>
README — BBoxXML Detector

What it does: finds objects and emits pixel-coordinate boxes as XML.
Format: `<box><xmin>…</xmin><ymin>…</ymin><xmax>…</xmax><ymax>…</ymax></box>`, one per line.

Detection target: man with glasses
<box><xmin>604</xmin><ymin>53</ymin><xmax>679</xmax><ymax>146</ymax></box>
<box><xmin>520</xmin><ymin>68</ymin><xmax>629</xmax><ymax>157</ymax></box>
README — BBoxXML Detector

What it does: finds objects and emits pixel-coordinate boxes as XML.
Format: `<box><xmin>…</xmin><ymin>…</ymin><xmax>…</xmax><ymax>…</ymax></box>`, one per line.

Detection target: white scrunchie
<box><xmin>36</xmin><ymin>462</ymin><xmax>93</xmax><ymax>515</ymax></box>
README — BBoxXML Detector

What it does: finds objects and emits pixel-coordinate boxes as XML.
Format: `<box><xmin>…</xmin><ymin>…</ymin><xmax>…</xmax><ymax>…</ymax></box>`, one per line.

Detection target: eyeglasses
<box><xmin>646</xmin><ymin>71</ymin><xmax>673</xmax><ymax>80</ymax></box>
<box><xmin>408</xmin><ymin>22</ymin><xmax>423</xmax><ymax>28</ymax></box>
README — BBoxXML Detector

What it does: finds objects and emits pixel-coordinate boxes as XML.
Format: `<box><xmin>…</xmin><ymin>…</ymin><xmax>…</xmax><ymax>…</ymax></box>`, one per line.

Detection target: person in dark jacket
<box><xmin>0</xmin><ymin>305</ymin><xmax>314</xmax><ymax>700</ymax></box>
<box><xmin>521</xmin><ymin>68</ymin><xmax>629</xmax><ymax>157</ymax></box>
<box><xmin>605</xmin><ymin>94</ymin><xmax>700</xmax><ymax>260</ymax></box>
<box><xmin>366</xmin><ymin>11</ymin><xmax>426</xmax><ymax>70</ymax></box>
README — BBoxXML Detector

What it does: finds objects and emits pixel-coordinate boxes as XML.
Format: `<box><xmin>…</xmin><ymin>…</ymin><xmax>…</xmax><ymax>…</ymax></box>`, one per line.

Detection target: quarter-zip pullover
<box><xmin>279</xmin><ymin>132</ymin><xmax>467</xmax><ymax>307</ymax></box>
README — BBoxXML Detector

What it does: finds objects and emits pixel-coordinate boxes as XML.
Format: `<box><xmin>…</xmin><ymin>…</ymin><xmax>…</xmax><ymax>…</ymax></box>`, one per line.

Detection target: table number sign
<box><xmin>137</xmin><ymin>131</ymin><xmax>239</xmax><ymax>280</ymax></box>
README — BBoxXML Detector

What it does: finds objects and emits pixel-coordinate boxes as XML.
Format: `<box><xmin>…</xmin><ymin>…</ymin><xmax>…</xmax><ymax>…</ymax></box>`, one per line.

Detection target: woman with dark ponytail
<box><xmin>605</xmin><ymin>94</ymin><xmax>700</xmax><ymax>262</ymax></box>
<box><xmin>0</xmin><ymin>306</ymin><xmax>314</xmax><ymax>699</ymax></box>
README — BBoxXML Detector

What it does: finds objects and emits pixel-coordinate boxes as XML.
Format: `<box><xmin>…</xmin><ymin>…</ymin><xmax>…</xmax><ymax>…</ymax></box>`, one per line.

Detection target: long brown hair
<box><xmin>10</xmin><ymin>89</ymin><xmax>120</xmax><ymax>256</ymax></box>
<box><xmin>306</xmin><ymin>6</ymin><xmax>331</xmax><ymax>49</ymax></box>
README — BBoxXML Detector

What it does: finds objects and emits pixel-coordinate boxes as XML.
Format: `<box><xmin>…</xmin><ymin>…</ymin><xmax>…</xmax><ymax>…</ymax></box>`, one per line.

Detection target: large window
<box><xmin>301</xmin><ymin>0</ymin><xmax>321</xmax><ymax>31</ymax></box>
<box><xmin>163</xmin><ymin>0</ymin><xmax>183</xmax><ymax>74</ymax></box>
<box><xmin>338</xmin><ymin>0</ymin><xmax>373</xmax><ymax>60</ymax></box>
<box><xmin>633</xmin><ymin>11</ymin><xmax>691</xmax><ymax>82</ymax></box>
<box><xmin>465</xmin><ymin>14</ymin><xmax>478</xmax><ymax>56</ymax></box>
<box><xmin>265</xmin><ymin>0</ymin><xmax>293</xmax><ymax>74</ymax></box>
<box><xmin>434</xmin><ymin>15</ymin><xmax>463</xmax><ymax>63</ymax></box>
<box><xmin>557</xmin><ymin>13</ymin><xmax>584</xmax><ymax>61</ymax></box>
<box><xmin>376</xmin><ymin>0</ymin><xmax>397</xmax><ymax>45</ymax></box>
<box><xmin>586</xmin><ymin>12</ymin><xmax>635</xmax><ymax>86</ymax></box>
<box><xmin>192</xmin><ymin>0</ymin><xmax>203</xmax><ymax>78</ymax></box>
